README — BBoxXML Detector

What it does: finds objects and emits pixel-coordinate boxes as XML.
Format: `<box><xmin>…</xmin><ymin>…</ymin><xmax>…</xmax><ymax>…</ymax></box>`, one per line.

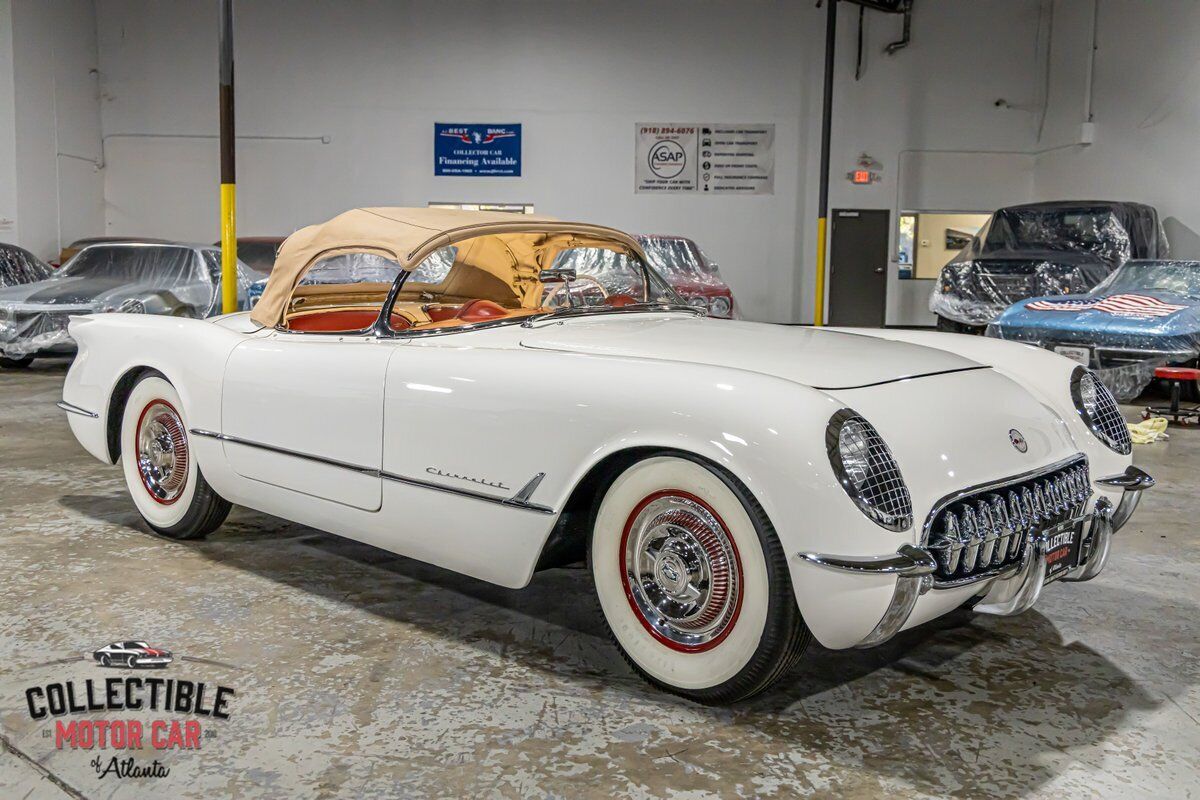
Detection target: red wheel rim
<box><xmin>619</xmin><ymin>489</ymin><xmax>743</xmax><ymax>653</ymax></box>
<box><xmin>134</xmin><ymin>398</ymin><xmax>189</xmax><ymax>505</ymax></box>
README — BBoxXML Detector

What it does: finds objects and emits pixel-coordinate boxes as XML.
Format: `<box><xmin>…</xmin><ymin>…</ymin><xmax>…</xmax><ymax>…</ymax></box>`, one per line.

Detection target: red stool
<box><xmin>1146</xmin><ymin>366</ymin><xmax>1200</xmax><ymax>424</ymax></box>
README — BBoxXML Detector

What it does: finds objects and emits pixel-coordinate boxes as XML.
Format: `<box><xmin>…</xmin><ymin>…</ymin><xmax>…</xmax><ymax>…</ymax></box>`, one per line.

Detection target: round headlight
<box><xmin>708</xmin><ymin>296</ymin><xmax>731</xmax><ymax>318</ymax></box>
<box><xmin>118</xmin><ymin>299</ymin><xmax>145</xmax><ymax>314</ymax></box>
<box><xmin>826</xmin><ymin>409</ymin><xmax>913</xmax><ymax>531</ymax></box>
<box><xmin>687</xmin><ymin>295</ymin><xmax>708</xmax><ymax>309</ymax></box>
<box><xmin>1070</xmin><ymin>367</ymin><xmax>1131</xmax><ymax>455</ymax></box>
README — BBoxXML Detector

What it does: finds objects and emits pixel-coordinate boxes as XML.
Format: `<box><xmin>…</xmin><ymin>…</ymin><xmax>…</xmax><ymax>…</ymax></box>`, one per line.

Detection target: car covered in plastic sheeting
<box><xmin>931</xmin><ymin>201</ymin><xmax>1167</xmax><ymax>332</ymax></box>
<box><xmin>0</xmin><ymin>242</ymin><xmax>252</xmax><ymax>366</ymax></box>
<box><xmin>988</xmin><ymin>260</ymin><xmax>1200</xmax><ymax>401</ymax></box>
<box><xmin>55</xmin><ymin>236</ymin><xmax>173</xmax><ymax>267</ymax></box>
<box><xmin>632</xmin><ymin>235</ymin><xmax>736</xmax><ymax>318</ymax></box>
<box><xmin>0</xmin><ymin>243</ymin><xmax>53</xmax><ymax>287</ymax></box>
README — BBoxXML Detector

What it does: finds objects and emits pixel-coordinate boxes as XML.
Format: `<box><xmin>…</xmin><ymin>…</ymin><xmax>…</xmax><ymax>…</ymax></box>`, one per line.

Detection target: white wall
<box><xmin>97</xmin><ymin>0</ymin><xmax>816</xmax><ymax>322</ymax></box>
<box><xmin>0</xmin><ymin>1</ymin><xmax>18</xmax><ymax>242</ymax></box>
<box><xmin>96</xmin><ymin>0</ymin><xmax>1060</xmax><ymax>323</ymax></box>
<box><xmin>803</xmin><ymin>0</ymin><xmax>1050</xmax><ymax>325</ymax></box>
<box><xmin>78</xmin><ymin>0</ymin><xmax>1200</xmax><ymax>322</ymax></box>
<box><xmin>10</xmin><ymin>0</ymin><xmax>103</xmax><ymax>261</ymax></box>
<box><xmin>1036</xmin><ymin>0</ymin><xmax>1200</xmax><ymax>259</ymax></box>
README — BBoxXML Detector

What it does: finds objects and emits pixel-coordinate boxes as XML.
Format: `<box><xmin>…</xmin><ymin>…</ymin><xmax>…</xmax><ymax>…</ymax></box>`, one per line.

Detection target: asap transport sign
<box><xmin>435</xmin><ymin>123</ymin><xmax>522</xmax><ymax>176</ymax></box>
<box><xmin>635</xmin><ymin>123</ymin><xmax>774</xmax><ymax>194</ymax></box>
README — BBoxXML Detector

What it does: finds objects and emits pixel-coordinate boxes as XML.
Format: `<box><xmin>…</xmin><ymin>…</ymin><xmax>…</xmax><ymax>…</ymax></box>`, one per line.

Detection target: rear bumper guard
<box><xmin>797</xmin><ymin>465</ymin><xmax>1153</xmax><ymax>646</ymax></box>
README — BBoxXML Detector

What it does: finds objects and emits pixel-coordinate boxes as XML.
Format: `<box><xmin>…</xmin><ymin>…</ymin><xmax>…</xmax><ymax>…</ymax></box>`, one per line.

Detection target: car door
<box><xmin>378</xmin><ymin>340</ymin><xmax>562</xmax><ymax>588</ymax></box>
<box><xmin>220</xmin><ymin>331</ymin><xmax>396</xmax><ymax>511</ymax></box>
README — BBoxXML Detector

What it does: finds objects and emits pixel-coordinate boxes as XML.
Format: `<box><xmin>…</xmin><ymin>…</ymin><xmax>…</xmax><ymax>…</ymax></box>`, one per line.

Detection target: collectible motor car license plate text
<box><xmin>1053</xmin><ymin>345</ymin><xmax>1091</xmax><ymax>366</ymax></box>
<box><xmin>1044</xmin><ymin>523</ymin><xmax>1082</xmax><ymax>582</ymax></box>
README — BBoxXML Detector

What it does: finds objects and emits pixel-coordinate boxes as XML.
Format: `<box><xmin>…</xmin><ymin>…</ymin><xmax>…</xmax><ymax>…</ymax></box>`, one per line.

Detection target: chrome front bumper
<box><xmin>797</xmin><ymin>466</ymin><xmax>1153</xmax><ymax>647</ymax></box>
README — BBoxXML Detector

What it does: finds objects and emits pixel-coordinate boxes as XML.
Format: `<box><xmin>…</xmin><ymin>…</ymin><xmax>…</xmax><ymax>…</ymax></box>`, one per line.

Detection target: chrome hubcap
<box><xmin>623</xmin><ymin>494</ymin><xmax>740</xmax><ymax>650</ymax></box>
<box><xmin>136</xmin><ymin>401</ymin><xmax>189</xmax><ymax>504</ymax></box>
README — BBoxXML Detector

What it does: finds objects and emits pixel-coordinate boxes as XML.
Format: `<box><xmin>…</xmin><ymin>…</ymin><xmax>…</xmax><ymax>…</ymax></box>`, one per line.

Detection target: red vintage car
<box><xmin>635</xmin><ymin>234</ymin><xmax>737</xmax><ymax>319</ymax></box>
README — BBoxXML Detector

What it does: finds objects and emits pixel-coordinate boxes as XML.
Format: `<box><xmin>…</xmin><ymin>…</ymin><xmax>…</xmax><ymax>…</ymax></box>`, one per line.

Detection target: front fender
<box><xmin>829</xmin><ymin>328</ymin><xmax>1132</xmax><ymax>483</ymax></box>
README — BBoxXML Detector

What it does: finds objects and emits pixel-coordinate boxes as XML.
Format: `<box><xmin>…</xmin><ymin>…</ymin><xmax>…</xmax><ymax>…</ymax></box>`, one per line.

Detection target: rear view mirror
<box><xmin>538</xmin><ymin>268</ymin><xmax>576</xmax><ymax>283</ymax></box>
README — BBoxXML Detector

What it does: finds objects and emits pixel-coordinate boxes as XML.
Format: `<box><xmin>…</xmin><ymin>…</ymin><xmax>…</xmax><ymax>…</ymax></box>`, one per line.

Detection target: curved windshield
<box><xmin>1090</xmin><ymin>261</ymin><xmax>1200</xmax><ymax>299</ymax></box>
<box><xmin>0</xmin><ymin>245</ymin><xmax>51</xmax><ymax>285</ymax></box>
<box><xmin>59</xmin><ymin>246</ymin><xmax>201</xmax><ymax>283</ymax></box>
<box><xmin>542</xmin><ymin>246</ymin><xmax>679</xmax><ymax>310</ymax></box>
<box><xmin>280</xmin><ymin>233</ymin><xmax>685</xmax><ymax>335</ymax></box>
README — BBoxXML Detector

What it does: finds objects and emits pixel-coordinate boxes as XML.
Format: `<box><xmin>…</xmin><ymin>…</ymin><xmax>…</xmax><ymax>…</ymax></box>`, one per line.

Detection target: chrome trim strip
<box><xmin>380</xmin><ymin>470</ymin><xmax>555</xmax><ymax>515</ymax></box>
<box><xmin>1096</xmin><ymin>466</ymin><xmax>1155</xmax><ymax>492</ymax></box>
<box><xmin>188</xmin><ymin>429</ymin><xmax>555</xmax><ymax>514</ymax></box>
<box><xmin>796</xmin><ymin>544</ymin><xmax>937</xmax><ymax>576</ymax></box>
<box><xmin>56</xmin><ymin>400</ymin><xmax>99</xmax><ymax>418</ymax></box>
<box><xmin>920</xmin><ymin>453</ymin><xmax>1088</xmax><ymax>544</ymax></box>
<box><xmin>189</xmin><ymin>428</ymin><xmax>379</xmax><ymax>476</ymax></box>
<box><xmin>812</xmin><ymin>365</ymin><xmax>991</xmax><ymax>391</ymax></box>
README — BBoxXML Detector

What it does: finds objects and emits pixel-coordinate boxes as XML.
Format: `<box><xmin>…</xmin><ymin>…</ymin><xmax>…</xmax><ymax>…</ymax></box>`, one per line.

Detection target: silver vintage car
<box><xmin>0</xmin><ymin>241</ymin><xmax>251</xmax><ymax>367</ymax></box>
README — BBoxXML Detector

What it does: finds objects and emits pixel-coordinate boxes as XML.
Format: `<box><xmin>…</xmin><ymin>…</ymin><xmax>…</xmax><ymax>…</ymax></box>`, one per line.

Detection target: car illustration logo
<box><xmin>92</xmin><ymin>640</ymin><xmax>174</xmax><ymax>669</ymax></box>
<box><xmin>1009</xmin><ymin>429</ymin><xmax>1028</xmax><ymax>453</ymax></box>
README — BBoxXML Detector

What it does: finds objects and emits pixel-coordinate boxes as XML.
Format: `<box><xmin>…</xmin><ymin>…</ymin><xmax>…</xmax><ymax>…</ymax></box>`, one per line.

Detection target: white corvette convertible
<box><xmin>59</xmin><ymin>208</ymin><xmax>1152</xmax><ymax>703</ymax></box>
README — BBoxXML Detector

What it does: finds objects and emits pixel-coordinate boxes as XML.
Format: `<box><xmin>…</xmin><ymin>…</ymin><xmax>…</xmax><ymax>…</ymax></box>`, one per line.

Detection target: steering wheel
<box><xmin>543</xmin><ymin>275</ymin><xmax>609</xmax><ymax>309</ymax></box>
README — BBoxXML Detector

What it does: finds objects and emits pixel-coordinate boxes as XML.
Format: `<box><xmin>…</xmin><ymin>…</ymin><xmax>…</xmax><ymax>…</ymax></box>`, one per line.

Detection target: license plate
<box><xmin>1044</xmin><ymin>524</ymin><xmax>1082</xmax><ymax>582</ymax></box>
<box><xmin>1053</xmin><ymin>345</ymin><xmax>1090</xmax><ymax>366</ymax></box>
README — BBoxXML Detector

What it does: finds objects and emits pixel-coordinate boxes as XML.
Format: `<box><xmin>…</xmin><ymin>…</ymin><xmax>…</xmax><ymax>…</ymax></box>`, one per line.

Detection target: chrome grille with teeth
<box><xmin>925</xmin><ymin>457</ymin><xmax>1091</xmax><ymax>584</ymax></box>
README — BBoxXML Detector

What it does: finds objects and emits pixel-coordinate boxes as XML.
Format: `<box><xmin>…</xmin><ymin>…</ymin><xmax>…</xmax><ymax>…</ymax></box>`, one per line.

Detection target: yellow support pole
<box><xmin>814</xmin><ymin>216</ymin><xmax>827</xmax><ymax>327</ymax></box>
<box><xmin>219</xmin><ymin>0</ymin><xmax>237</xmax><ymax>314</ymax></box>
<box><xmin>220</xmin><ymin>183</ymin><xmax>237</xmax><ymax>314</ymax></box>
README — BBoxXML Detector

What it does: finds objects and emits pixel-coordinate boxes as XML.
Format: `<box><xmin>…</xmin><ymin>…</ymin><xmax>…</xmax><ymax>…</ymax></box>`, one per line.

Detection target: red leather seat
<box><xmin>1154</xmin><ymin>366</ymin><xmax>1200</xmax><ymax>381</ymax></box>
<box><xmin>455</xmin><ymin>299</ymin><xmax>508</xmax><ymax>322</ymax></box>
<box><xmin>424</xmin><ymin>304</ymin><xmax>462</xmax><ymax>323</ymax></box>
<box><xmin>604</xmin><ymin>294</ymin><xmax>638</xmax><ymax>308</ymax></box>
<box><xmin>288</xmin><ymin>309</ymin><xmax>410</xmax><ymax>332</ymax></box>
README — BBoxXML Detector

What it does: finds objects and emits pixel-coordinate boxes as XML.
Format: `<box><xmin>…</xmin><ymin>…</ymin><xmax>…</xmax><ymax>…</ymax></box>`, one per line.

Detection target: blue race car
<box><xmin>987</xmin><ymin>260</ymin><xmax>1200</xmax><ymax>399</ymax></box>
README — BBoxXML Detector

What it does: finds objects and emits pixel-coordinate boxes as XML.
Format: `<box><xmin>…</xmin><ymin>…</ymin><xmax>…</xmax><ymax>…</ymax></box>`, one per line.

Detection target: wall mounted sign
<box><xmin>434</xmin><ymin>123</ymin><xmax>522</xmax><ymax>177</ymax></box>
<box><xmin>846</xmin><ymin>152</ymin><xmax>882</xmax><ymax>185</ymax></box>
<box><xmin>635</xmin><ymin>123</ymin><xmax>774</xmax><ymax>194</ymax></box>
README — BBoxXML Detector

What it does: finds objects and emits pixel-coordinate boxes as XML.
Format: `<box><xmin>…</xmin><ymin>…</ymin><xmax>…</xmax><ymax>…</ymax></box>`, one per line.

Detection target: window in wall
<box><xmin>896</xmin><ymin>211</ymin><xmax>991</xmax><ymax>279</ymax></box>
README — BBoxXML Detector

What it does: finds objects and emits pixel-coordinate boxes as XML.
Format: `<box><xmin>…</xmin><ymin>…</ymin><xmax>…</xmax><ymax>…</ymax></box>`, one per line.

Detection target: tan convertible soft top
<box><xmin>250</xmin><ymin>207</ymin><xmax>648</xmax><ymax>328</ymax></box>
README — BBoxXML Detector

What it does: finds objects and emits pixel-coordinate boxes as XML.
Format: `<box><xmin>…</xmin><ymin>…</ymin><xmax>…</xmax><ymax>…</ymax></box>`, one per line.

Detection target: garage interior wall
<box><xmin>8</xmin><ymin>0</ymin><xmax>103</xmax><ymax>261</ymax></box>
<box><xmin>2</xmin><ymin>1</ymin><xmax>1198</xmax><ymax>323</ymax></box>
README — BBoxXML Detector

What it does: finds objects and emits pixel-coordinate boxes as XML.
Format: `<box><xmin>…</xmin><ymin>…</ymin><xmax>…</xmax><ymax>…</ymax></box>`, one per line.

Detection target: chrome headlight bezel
<box><xmin>826</xmin><ymin>408</ymin><xmax>914</xmax><ymax>531</ymax></box>
<box><xmin>1070</xmin><ymin>366</ymin><xmax>1132</xmax><ymax>455</ymax></box>
<box><xmin>708</xmin><ymin>296</ymin><xmax>732</xmax><ymax>318</ymax></box>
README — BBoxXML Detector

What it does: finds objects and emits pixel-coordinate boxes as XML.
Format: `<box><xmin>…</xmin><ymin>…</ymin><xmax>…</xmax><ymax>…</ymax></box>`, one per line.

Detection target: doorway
<box><xmin>828</xmin><ymin>209</ymin><xmax>889</xmax><ymax>327</ymax></box>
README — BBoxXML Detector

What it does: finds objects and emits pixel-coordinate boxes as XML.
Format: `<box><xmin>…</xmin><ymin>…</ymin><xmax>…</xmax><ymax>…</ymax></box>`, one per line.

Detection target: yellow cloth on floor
<box><xmin>1128</xmin><ymin>416</ymin><xmax>1169</xmax><ymax>444</ymax></box>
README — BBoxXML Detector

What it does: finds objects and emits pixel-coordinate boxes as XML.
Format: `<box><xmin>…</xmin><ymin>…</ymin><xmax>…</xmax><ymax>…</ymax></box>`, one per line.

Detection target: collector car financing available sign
<box><xmin>635</xmin><ymin>123</ymin><xmax>774</xmax><ymax>194</ymax></box>
<box><xmin>435</xmin><ymin>123</ymin><xmax>522</xmax><ymax>176</ymax></box>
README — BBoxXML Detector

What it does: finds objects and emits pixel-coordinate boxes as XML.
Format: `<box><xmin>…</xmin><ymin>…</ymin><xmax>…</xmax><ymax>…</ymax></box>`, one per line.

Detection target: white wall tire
<box><xmin>590</xmin><ymin>454</ymin><xmax>810</xmax><ymax>703</ymax></box>
<box><xmin>120</xmin><ymin>373</ymin><xmax>231</xmax><ymax>539</ymax></box>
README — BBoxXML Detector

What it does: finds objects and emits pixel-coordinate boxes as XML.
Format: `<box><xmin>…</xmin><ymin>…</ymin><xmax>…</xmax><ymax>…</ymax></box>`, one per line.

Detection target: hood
<box><xmin>990</xmin><ymin>291</ymin><xmax>1200</xmax><ymax>351</ymax></box>
<box><xmin>0</xmin><ymin>276</ymin><xmax>157</xmax><ymax>309</ymax></box>
<box><xmin>519</xmin><ymin>315</ymin><xmax>979</xmax><ymax>389</ymax></box>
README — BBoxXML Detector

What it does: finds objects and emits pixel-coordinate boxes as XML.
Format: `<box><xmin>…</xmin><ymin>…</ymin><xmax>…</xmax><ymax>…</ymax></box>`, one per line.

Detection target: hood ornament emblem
<box><xmin>1009</xmin><ymin>429</ymin><xmax>1028</xmax><ymax>453</ymax></box>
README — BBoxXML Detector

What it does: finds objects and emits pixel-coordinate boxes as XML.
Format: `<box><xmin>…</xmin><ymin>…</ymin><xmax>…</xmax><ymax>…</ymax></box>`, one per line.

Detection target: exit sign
<box><xmin>848</xmin><ymin>169</ymin><xmax>879</xmax><ymax>185</ymax></box>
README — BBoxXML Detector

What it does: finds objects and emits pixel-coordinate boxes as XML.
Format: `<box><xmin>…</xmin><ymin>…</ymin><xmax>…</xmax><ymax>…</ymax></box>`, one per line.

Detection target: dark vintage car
<box><xmin>930</xmin><ymin>201</ymin><xmax>1167</xmax><ymax>332</ymax></box>
<box><xmin>0</xmin><ymin>242</ymin><xmax>251</xmax><ymax>366</ymax></box>
<box><xmin>988</xmin><ymin>260</ymin><xmax>1200</xmax><ymax>400</ymax></box>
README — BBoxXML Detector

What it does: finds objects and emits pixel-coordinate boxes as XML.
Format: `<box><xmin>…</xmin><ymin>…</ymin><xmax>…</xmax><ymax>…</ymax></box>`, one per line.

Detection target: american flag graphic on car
<box><xmin>1025</xmin><ymin>293</ymin><xmax>1188</xmax><ymax>317</ymax></box>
